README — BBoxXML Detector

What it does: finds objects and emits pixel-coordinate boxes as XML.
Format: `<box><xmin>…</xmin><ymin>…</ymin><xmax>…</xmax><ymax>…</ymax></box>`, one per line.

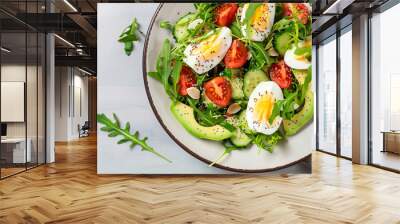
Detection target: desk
<box><xmin>381</xmin><ymin>131</ymin><xmax>400</xmax><ymax>154</ymax></box>
<box><xmin>1</xmin><ymin>138</ymin><xmax>31</xmax><ymax>163</ymax></box>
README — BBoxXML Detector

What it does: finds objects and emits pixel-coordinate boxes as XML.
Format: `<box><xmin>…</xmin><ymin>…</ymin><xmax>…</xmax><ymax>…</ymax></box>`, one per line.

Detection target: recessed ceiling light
<box><xmin>1</xmin><ymin>47</ymin><xmax>11</xmax><ymax>53</ymax></box>
<box><xmin>54</xmin><ymin>34</ymin><xmax>75</xmax><ymax>48</ymax></box>
<box><xmin>63</xmin><ymin>0</ymin><xmax>78</xmax><ymax>12</ymax></box>
<box><xmin>323</xmin><ymin>0</ymin><xmax>354</xmax><ymax>15</ymax></box>
<box><xmin>78</xmin><ymin>67</ymin><xmax>93</xmax><ymax>76</ymax></box>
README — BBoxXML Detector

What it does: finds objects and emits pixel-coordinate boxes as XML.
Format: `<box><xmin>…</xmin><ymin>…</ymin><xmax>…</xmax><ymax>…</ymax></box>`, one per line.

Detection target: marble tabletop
<box><xmin>97</xmin><ymin>3</ymin><xmax>310</xmax><ymax>174</ymax></box>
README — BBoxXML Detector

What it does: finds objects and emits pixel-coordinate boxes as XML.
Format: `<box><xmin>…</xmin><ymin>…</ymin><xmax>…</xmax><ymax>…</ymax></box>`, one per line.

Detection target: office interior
<box><xmin>0</xmin><ymin>0</ymin><xmax>97</xmax><ymax>179</ymax></box>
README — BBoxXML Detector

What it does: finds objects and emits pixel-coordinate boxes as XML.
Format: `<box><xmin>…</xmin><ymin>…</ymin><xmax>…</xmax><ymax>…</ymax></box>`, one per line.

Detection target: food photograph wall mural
<box><xmin>97</xmin><ymin>2</ymin><xmax>314</xmax><ymax>174</ymax></box>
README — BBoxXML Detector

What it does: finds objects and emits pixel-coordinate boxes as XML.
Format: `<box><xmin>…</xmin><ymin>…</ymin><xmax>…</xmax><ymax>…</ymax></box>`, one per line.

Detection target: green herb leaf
<box><xmin>209</xmin><ymin>141</ymin><xmax>241</xmax><ymax>167</ymax></box>
<box><xmin>160</xmin><ymin>39</ymin><xmax>173</xmax><ymax>94</ymax></box>
<box><xmin>221</xmin><ymin>68</ymin><xmax>233</xmax><ymax>79</ymax></box>
<box><xmin>148</xmin><ymin>72</ymin><xmax>161</xmax><ymax>82</ymax></box>
<box><xmin>160</xmin><ymin>20</ymin><xmax>174</xmax><ymax>31</ymax></box>
<box><xmin>294</xmin><ymin>46</ymin><xmax>311</xmax><ymax>58</ymax></box>
<box><xmin>171</xmin><ymin>60</ymin><xmax>183</xmax><ymax>98</ymax></box>
<box><xmin>118</xmin><ymin>18</ymin><xmax>142</xmax><ymax>56</ymax></box>
<box><xmin>253</xmin><ymin>132</ymin><xmax>283</xmax><ymax>153</ymax></box>
<box><xmin>230</xmin><ymin>21</ymin><xmax>243</xmax><ymax>38</ymax></box>
<box><xmin>97</xmin><ymin>113</ymin><xmax>171</xmax><ymax>163</ymax></box>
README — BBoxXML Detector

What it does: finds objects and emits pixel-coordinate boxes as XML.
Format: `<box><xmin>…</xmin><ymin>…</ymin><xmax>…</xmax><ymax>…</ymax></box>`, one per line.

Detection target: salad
<box><xmin>148</xmin><ymin>3</ymin><xmax>313</xmax><ymax>163</ymax></box>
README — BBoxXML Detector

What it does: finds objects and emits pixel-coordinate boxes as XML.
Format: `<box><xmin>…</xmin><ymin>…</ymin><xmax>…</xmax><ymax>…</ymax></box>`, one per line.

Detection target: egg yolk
<box><xmin>192</xmin><ymin>32</ymin><xmax>222</xmax><ymax>60</ymax></box>
<box><xmin>251</xmin><ymin>4</ymin><xmax>270</xmax><ymax>32</ymax></box>
<box><xmin>254</xmin><ymin>92</ymin><xmax>275</xmax><ymax>126</ymax></box>
<box><xmin>295</xmin><ymin>54</ymin><xmax>307</xmax><ymax>61</ymax></box>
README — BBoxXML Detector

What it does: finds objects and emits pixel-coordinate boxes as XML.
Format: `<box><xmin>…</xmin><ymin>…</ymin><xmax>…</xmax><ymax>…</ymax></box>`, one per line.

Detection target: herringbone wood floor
<box><xmin>1</xmin><ymin>135</ymin><xmax>400</xmax><ymax>224</ymax></box>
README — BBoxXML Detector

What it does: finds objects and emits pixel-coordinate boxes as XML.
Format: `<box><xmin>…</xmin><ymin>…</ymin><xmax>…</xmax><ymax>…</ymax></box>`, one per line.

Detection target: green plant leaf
<box><xmin>97</xmin><ymin>113</ymin><xmax>171</xmax><ymax>163</ymax></box>
<box><xmin>118</xmin><ymin>18</ymin><xmax>141</xmax><ymax>56</ymax></box>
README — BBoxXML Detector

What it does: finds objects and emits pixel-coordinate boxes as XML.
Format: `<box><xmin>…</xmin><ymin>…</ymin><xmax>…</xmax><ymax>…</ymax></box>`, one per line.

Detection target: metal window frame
<box><xmin>315</xmin><ymin>22</ymin><xmax>353</xmax><ymax>161</ymax></box>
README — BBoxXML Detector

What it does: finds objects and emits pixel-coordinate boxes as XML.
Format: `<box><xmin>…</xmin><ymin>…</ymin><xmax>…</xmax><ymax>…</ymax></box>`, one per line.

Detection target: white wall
<box><xmin>54</xmin><ymin>67</ymin><xmax>89</xmax><ymax>141</ymax></box>
<box><xmin>1</xmin><ymin>63</ymin><xmax>46</xmax><ymax>163</ymax></box>
<box><xmin>1</xmin><ymin>65</ymin><xmax>38</xmax><ymax>138</ymax></box>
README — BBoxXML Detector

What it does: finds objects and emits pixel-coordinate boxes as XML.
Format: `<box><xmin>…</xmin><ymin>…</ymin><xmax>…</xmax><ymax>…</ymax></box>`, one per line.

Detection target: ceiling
<box><xmin>1</xmin><ymin>0</ymin><xmax>396</xmax><ymax>73</ymax></box>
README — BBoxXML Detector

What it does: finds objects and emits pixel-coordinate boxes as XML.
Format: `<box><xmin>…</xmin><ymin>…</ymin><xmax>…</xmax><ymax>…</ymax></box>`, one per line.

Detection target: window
<box><xmin>317</xmin><ymin>36</ymin><xmax>337</xmax><ymax>154</ymax></box>
<box><xmin>339</xmin><ymin>27</ymin><xmax>352</xmax><ymax>158</ymax></box>
<box><xmin>370</xmin><ymin>3</ymin><xmax>400</xmax><ymax>171</ymax></box>
<box><xmin>0</xmin><ymin>2</ymin><xmax>47</xmax><ymax>179</ymax></box>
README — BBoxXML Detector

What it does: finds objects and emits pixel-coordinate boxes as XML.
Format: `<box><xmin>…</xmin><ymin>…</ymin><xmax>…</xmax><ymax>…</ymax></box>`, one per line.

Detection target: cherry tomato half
<box><xmin>214</xmin><ymin>3</ymin><xmax>239</xmax><ymax>27</ymax></box>
<box><xmin>224</xmin><ymin>40</ymin><xmax>248</xmax><ymax>69</ymax></box>
<box><xmin>270</xmin><ymin>60</ymin><xmax>293</xmax><ymax>89</ymax></box>
<box><xmin>178</xmin><ymin>66</ymin><xmax>197</xmax><ymax>96</ymax></box>
<box><xmin>203</xmin><ymin>76</ymin><xmax>232</xmax><ymax>107</ymax></box>
<box><xmin>283</xmin><ymin>3</ymin><xmax>310</xmax><ymax>25</ymax></box>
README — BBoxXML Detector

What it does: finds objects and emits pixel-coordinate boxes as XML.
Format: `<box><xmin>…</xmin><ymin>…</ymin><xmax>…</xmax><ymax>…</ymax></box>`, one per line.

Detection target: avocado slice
<box><xmin>171</xmin><ymin>102</ymin><xmax>233</xmax><ymax>141</ymax></box>
<box><xmin>283</xmin><ymin>90</ymin><xmax>314</xmax><ymax>136</ymax></box>
<box><xmin>292</xmin><ymin>69</ymin><xmax>308</xmax><ymax>84</ymax></box>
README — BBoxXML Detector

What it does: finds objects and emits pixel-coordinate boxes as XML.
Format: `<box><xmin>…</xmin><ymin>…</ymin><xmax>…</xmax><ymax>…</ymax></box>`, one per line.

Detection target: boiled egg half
<box><xmin>240</xmin><ymin>3</ymin><xmax>275</xmax><ymax>42</ymax></box>
<box><xmin>284</xmin><ymin>38</ymin><xmax>312</xmax><ymax>70</ymax></box>
<box><xmin>246</xmin><ymin>81</ymin><xmax>283</xmax><ymax>135</ymax></box>
<box><xmin>183</xmin><ymin>27</ymin><xmax>232</xmax><ymax>74</ymax></box>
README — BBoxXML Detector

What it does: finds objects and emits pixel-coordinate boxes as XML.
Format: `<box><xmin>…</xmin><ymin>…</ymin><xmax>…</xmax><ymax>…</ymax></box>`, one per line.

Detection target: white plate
<box><xmin>143</xmin><ymin>3</ymin><xmax>313</xmax><ymax>172</ymax></box>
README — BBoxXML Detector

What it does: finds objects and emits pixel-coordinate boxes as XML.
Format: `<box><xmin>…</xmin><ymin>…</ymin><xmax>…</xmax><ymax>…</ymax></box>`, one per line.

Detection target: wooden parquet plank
<box><xmin>0</xmin><ymin>135</ymin><xmax>400</xmax><ymax>223</ymax></box>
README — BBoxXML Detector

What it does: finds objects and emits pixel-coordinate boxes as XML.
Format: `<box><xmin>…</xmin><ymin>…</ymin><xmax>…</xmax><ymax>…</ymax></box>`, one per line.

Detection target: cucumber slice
<box><xmin>173</xmin><ymin>13</ymin><xmax>196</xmax><ymax>42</ymax></box>
<box><xmin>273</xmin><ymin>31</ymin><xmax>292</xmax><ymax>56</ymax></box>
<box><xmin>226</xmin><ymin>116</ymin><xmax>252</xmax><ymax>147</ymax></box>
<box><xmin>231</xmin><ymin>128</ymin><xmax>252</xmax><ymax>147</ymax></box>
<box><xmin>229</xmin><ymin>77</ymin><xmax>245</xmax><ymax>100</ymax></box>
<box><xmin>243</xmin><ymin>69</ymin><xmax>269</xmax><ymax>98</ymax></box>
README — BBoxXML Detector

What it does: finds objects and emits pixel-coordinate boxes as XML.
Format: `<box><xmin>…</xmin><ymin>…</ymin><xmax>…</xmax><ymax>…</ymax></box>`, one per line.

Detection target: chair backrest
<box><xmin>82</xmin><ymin>121</ymin><xmax>90</xmax><ymax>129</ymax></box>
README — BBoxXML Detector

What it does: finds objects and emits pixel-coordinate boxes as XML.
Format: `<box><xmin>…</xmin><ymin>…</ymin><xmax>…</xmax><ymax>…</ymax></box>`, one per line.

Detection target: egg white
<box><xmin>240</xmin><ymin>3</ymin><xmax>275</xmax><ymax>42</ymax></box>
<box><xmin>246</xmin><ymin>81</ymin><xmax>284</xmax><ymax>135</ymax></box>
<box><xmin>284</xmin><ymin>39</ymin><xmax>312</xmax><ymax>70</ymax></box>
<box><xmin>183</xmin><ymin>27</ymin><xmax>232</xmax><ymax>74</ymax></box>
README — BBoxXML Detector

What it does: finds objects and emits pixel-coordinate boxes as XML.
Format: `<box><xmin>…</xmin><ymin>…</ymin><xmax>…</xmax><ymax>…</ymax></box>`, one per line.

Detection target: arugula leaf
<box><xmin>209</xmin><ymin>145</ymin><xmax>237</xmax><ymax>167</ymax></box>
<box><xmin>294</xmin><ymin>46</ymin><xmax>311</xmax><ymax>55</ymax></box>
<box><xmin>187</xmin><ymin>98</ymin><xmax>235</xmax><ymax>132</ymax></box>
<box><xmin>269</xmin><ymin>100</ymin><xmax>284</xmax><ymax>124</ymax></box>
<box><xmin>294</xmin><ymin>46</ymin><xmax>312</xmax><ymax>61</ymax></box>
<box><xmin>148</xmin><ymin>72</ymin><xmax>161</xmax><ymax>82</ymax></box>
<box><xmin>230</xmin><ymin>21</ymin><xmax>243</xmax><ymax>38</ymax></box>
<box><xmin>209</xmin><ymin>140</ymin><xmax>245</xmax><ymax>167</ymax></box>
<box><xmin>221</xmin><ymin>68</ymin><xmax>233</xmax><ymax>79</ymax></box>
<box><xmin>97</xmin><ymin>113</ymin><xmax>171</xmax><ymax>163</ymax></box>
<box><xmin>118</xmin><ymin>18</ymin><xmax>142</xmax><ymax>56</ymax></box>
<box><xmin>160</xmin><ymin>20</ymin><xmax>174</xmax><ymax>31</ymax></box>
<box><xmin>160</xmin><ymin>39</ymin><xmax>172</xmax><ymax>89</ymax></box>
<box><xmin>297</xmin><ymin>67</ymin><xmax>312</xmax><ymax>105</ymax></box>
<box><xmin>253</xmin><ymin>132</ymin><xmax>283</xmax><ymax>153</ymax></box>
<box><xmin>171</xmin><ymin>61</ymin><xmax>183</xmax><ymax>99</ymax></box>
<box><xmin>247</xmin><ymin>41</ymin><xmax>272</xmax><ymax>70</ymax></box>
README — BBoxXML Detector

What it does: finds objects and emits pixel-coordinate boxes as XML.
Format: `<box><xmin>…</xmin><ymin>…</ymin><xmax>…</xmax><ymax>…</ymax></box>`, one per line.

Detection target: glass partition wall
<box><xmin>316</xmin><ymin>26</ymin><xmax>353</xmax><ymax>159</ymax></box>
<box><xmin>0</xmin><ymin>4</ymin><xmax>46</xmax><ymax>179</ymax></box>
<box><xmin>370</xmin><ymin>3</ymin><xmax>400</xmax><ymax>172</ymax></box>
